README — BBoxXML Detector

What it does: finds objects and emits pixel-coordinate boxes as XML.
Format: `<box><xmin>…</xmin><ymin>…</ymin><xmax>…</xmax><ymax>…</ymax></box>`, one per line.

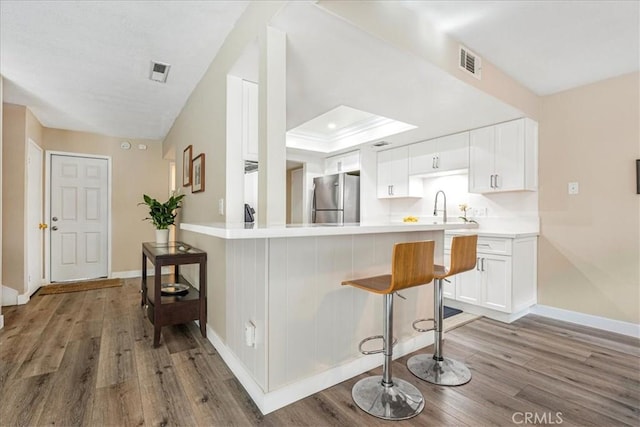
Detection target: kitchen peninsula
<box><xmin>179</xmin><ymin>221</ymin><xmax>476</xmax><ymax>414</ymax></box>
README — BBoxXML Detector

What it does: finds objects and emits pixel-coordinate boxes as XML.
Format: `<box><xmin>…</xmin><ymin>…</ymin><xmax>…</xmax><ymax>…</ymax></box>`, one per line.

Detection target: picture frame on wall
<box><xmin>192</xmin><ymin>153</ymin><xmax>205</xmax><ymax>193</ymax></box>
<box><xmin>183</xmin><ymin>145</ymin><xmax>192</xmax><ymax>187</ymax></box>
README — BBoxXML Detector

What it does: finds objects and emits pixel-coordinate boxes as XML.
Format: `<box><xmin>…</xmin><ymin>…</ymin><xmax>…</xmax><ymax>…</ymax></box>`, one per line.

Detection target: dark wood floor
<box><xmin>1</xmin><ymin>278</ymin><xmax>638</xmax><ymax>426</ymax></box>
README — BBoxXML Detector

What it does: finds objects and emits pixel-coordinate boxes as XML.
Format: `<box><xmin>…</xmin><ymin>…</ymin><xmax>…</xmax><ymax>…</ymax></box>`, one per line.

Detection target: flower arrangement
<box><xmin>458</xmin><ymin>204</ymin><xmax>477</xmax><ymax>223</ymax></box>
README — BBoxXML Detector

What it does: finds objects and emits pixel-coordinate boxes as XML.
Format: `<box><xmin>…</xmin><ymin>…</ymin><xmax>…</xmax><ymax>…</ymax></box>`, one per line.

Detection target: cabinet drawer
<box><xmin>476</xmin><ymin>237</ymin><xmax>511</xmax><ymax>255</ymax></box>
<box><xmin>445</xmin><ymin>235</ymin><xmax>512</xmax><ymax>255</ymax></box>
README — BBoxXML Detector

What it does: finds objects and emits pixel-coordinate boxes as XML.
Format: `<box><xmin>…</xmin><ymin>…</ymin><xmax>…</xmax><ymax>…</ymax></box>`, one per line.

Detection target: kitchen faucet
<box><xmin>433</xmin><ymin>190</ymin><xmax>447</xmax><ymax>223</ymax></box>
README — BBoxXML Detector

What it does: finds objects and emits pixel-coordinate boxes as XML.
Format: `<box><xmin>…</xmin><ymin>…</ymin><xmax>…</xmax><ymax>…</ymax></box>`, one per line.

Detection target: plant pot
<box><xmin>155</xmin><ymin>229</ymin><xmax>169</xmax><ymax>246</ymax></box>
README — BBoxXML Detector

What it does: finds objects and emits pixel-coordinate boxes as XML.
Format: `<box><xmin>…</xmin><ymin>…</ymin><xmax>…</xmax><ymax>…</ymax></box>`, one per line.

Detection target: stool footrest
<box><xmin>412</xmin><ymin>318</ymin><xmax>435</xmax><ymax>333</ymax></box>
<box><xmin>358</xmin><ymin>335</ymin><xmax>398</xmax><ymax>355</ymax></box>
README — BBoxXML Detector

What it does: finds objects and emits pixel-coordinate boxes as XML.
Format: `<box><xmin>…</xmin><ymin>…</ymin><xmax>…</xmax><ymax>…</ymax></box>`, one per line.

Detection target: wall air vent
<box><xmin>459</xmin><ymin>45</ymin><xmax>481</xmax><ymax>79</ymax></box>
<box><xmin>149</xmin><ymin>61</ymin><xmax>171</xmax><ymax>83</ymax></box>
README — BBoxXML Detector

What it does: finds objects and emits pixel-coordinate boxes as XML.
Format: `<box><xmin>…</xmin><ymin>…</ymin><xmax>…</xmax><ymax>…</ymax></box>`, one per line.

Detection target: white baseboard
<box><xmin>444</xmin><ymin>298</ymin><xmax>531</xmax><ymax>323</ymax></box>
<box><xmin>206</xmin><ymin>323</ymin><xmax>435</xmax><ymax>415</ymax></box>
<box><xmin>530</xmin><ymin>304</ymin><xmax>640</xmax><ymax>338</ymax></box>
<box><xmin>1</xmin><ymin>285</ymin><xmax>30</xmax><ymax>306</ymax></box>
<box><xmin>0</xmin><ymin>314</ymin><xmax>4</xmax><ymax>329</ymax></box>
<box><xmin>111</xmin><ymin>266</ymin><xmax>173</xmax><ymax>279</ymax></box>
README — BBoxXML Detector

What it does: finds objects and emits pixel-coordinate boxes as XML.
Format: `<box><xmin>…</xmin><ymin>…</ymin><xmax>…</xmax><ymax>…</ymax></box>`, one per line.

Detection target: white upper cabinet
<box><xmin>409</xmin><ymin>132</ymin><xmax>469</xmax><ymax>176</ymax></box>
<box><xmin>242</xmin><ymin>80</ymin><xmax>259</xmax><ymax>161</ymax></box>
<box><xmin>377</xmin><ymin>146</ymin><xmax>423</xmax><ymax>198</ymax></box>
<box><xmin>324</xmin><ymin>150</ymin><xmax>360</xmax><ymax>175</ymax></box>
<box><xmin>469</xmin><ymin>118</ymin><xmax>538</xmax><ymax>193</ymax></box>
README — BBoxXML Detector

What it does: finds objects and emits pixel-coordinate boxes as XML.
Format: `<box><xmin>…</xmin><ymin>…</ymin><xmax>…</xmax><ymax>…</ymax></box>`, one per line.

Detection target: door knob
<box><xmin>51</xmin><ymin>226</ymin><xmax>58</xmax><ymax>231</ymax></box>
<box><xmin>39</xmin><ymin>223</ymin><xmax>48</xmax><ymax>230</ymax></box>
<box><xmin>52</xmin><ymin>217</ymin><xmax>58</xmax><ymax>222</ymax></box>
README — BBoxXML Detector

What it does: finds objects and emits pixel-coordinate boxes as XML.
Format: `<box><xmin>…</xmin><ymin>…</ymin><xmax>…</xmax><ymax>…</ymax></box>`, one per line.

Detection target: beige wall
<box><xmin>538</xmin><ymin>72</ymin><xmax>640</xmax><ymax>324</ymax></box>
<box><xmin>162</xmin><ymin>2</ymin><xmax>284</xmax><ymax>338</ymax></box>
<box><xmin>43</xmin><ymin>128</ymin><xmax>169</xmax><ymax>274</ymax></box>
<box><xmin>2</xmin><ymin>104</ymin><xmax>27</xmax><ymax>292</ymax></box>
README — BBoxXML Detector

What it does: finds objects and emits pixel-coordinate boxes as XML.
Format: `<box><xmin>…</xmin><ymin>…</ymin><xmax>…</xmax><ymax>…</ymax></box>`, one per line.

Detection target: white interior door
<box><xmin>27</xmin><ymin>140</ymin><xmax>43</xmax><ymax>294</ymax></box>
<box><xmin>50</xmin><ymin>155</ymin><xmax>108</xmax><ymax>282</ymax></box>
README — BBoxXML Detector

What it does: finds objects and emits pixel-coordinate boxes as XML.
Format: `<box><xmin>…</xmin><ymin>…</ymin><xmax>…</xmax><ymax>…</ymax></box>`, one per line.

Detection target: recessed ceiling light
<box><xmin>286</xmin><ymin>105</ymin><xmax>416</xmax><ymax>154</ymax></box>
<box><xmin>327</xmin><ymin>122</ymin><xmax>337</xmax><ymax>130</ymax></box>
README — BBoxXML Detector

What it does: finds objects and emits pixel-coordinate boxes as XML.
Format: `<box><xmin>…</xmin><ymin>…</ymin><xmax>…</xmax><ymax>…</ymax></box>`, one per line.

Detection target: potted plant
<box><xmin>139</xmin><ymin>193</ymin><xmax>185</xmax><ymax>245</ymax></box>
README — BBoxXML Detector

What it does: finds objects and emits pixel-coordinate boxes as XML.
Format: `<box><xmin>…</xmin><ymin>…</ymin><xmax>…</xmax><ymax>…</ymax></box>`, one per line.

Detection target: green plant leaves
<box><xmin>139</xmin><ymin>193</ymin><xmax>184</xmax><ymax>229</ymax></box>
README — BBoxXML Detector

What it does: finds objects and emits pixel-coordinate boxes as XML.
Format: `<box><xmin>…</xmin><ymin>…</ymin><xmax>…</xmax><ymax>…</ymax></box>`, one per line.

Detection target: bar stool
<box><xmin>342</xmin><ymin>240</ymin><xmax>435</xmax><ymax>421</ymax></box>
<box><xmin>407</xmin><ymin>234</ymin><xmax>477</xmax><ymax>386</ymax></box>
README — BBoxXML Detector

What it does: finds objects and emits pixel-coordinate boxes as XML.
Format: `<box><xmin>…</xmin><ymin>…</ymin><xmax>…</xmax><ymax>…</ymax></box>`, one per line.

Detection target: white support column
<box><xmin>258</xmin><ymin>26</ymin><xmax>287</xmax><ymax>227</ymax></box>
<box><xmin>226</xmin><ymin>75</ymin><xmax>245</xmax><ymax>225</ymax></box>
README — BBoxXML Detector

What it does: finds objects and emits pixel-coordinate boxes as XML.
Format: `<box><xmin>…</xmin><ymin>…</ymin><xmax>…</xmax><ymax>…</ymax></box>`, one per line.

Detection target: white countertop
<box><xmin>181</xmin><ymin>221</ymin><xmax>478</xmax><ymax>239</ymax></box>
<box><xmin>445</xmin><ymin>228</ymin><xmax>539</xmax><ymax>239</ymax></box>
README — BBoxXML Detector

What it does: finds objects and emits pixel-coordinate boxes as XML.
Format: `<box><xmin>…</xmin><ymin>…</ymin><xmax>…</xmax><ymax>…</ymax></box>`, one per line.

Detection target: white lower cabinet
<box><xmin>445</xmin><ymin>233</ymin><xmax>537</xmax><ymax>320</ymax></box>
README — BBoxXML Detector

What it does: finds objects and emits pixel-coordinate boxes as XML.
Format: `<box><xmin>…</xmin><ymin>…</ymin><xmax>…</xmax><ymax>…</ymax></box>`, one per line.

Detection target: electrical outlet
<box><xmin>473</xmin><ymin>207</ymin><xmax>487</xmax><ymax>217</ymax></box>
<box><xmin>568</xmin><ymin>182</ymin><xmax>579</xmax><ymax>195</ymax></box>
<box><xmin>245</xmin><ymin>321</ymin><xmax>256</xmax><ymax>347</ymax></box>
<box><xmin>218</xmin><ymin>198</ymin><xmax>224</xmax><ymax>215</ymax></box>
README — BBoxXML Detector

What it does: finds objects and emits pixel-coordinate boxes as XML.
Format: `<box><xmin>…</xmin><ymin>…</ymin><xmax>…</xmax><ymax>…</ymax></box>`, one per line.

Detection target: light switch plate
<box><xmin>568</xmin><ymin>182</ymin><xmax>579</xmax><ymax>195</ymax></box>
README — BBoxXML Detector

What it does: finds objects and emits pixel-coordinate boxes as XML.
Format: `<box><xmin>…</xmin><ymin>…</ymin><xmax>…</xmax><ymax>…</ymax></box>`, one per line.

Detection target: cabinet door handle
<box><xmin>390</xmin><ymin>185</ymin><xmax>394</xmax><ymax>196</ymax></box>
<box><xmin>490</xmin><ymin>174</ymin><xmax>496</xmax><ymax>188</ymax></box>
<box><xmin>432</xmin><ymin>157</ymin><xmax>436</xmax><ymax>169</ymax></box>
<box><xmin>494</xmin><ymin>174</ymin><xmax>499</xmax><ymax>188</ymax></box>
<box><xmin>436</xmin><ymin>156</ymin><xmax>440</xmax><ymax>169</ymax></box>
<box><xmin>476</xmin><ymin>257</ymin><xmax>480</xmax><ymax>271</ymax></box>
<box><xmin>481</xmin><ymin>258</ymin><xmax>485</xmax><ymax>271</ymax></box>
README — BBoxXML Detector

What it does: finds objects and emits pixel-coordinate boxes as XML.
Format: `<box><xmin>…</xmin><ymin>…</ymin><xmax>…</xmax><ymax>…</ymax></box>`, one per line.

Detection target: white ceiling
<box><xmin>273</xmin><ymin>1</ymin><xmax>523</xmax><ymax>153</ymax></box>
<box><xmin>0</xmin><ymin>0</ymin><xmax>249</xmax><ymax>140</ymax></box>
<box><xmin>401</xmin><ymin>0</ymin><xmax>640</xmax><ymax>95</ymax></box>
<box><xmin>1</xmin><ymin>1</ymin><xmax>638</xmax><ymax>143</ymax></box>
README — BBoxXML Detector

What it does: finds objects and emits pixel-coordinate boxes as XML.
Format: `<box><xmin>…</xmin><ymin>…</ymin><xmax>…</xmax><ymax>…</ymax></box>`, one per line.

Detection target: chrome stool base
<box><xmin>352</xmin><ymin>375</ymin><xmax>425</xmax><ymax>420</ymax></box>
<box><xmin>407</xmin><ymin>354</ymin><xmax>471</xmax><ymax>386</ymax></box>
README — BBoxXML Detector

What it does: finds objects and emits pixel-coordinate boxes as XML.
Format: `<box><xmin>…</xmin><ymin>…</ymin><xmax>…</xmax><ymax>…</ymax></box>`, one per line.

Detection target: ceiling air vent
<box><xmin>149</xmin><ymin>61</ymin><xmax>171</xmax><ymax>83</ymax></box>
<box><xmin>459</xmin><ymin>46</ymin><xmax>481</xmax><ymax>79</ymax></box>
<box><xmin>372</xmin><ymin>141</ymin><xmax>391</xmax><ymax>148</ymax></box>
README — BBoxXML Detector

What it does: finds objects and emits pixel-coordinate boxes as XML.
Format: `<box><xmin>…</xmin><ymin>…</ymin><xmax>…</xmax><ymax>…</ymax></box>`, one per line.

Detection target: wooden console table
<box><xmin>141</xmin><ymin>241</ymin><xmax>207</xmax><ymax>347</ymax></box>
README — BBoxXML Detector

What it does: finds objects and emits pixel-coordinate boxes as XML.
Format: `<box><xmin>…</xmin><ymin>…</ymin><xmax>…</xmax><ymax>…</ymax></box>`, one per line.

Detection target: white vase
<box><xmin>155</xmin><ymin>229</ymin><xmax>169</xmax><ymax>245</ymax></box>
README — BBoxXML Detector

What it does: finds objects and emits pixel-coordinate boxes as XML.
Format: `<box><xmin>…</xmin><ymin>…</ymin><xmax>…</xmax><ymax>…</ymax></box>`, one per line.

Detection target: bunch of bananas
<box><xmin>402</xmin><ymin>216</ymin><xmax>419</xmax><ymax>223</ymax></box>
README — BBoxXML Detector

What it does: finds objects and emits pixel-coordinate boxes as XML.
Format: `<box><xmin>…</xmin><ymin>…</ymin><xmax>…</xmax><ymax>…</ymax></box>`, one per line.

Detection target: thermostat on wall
<box><xmin>120</xmin><ymin>141</ymin><xmax>131</xmax><ymax>150</ymax></box>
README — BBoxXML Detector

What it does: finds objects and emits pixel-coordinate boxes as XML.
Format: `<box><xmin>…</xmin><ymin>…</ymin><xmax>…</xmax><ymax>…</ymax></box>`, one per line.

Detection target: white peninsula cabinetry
<box><xmin>377</xmin><ymin>146</ymin><xmax>423</xmax><ymax>198</ymax></box>
<box><xmin>444</xmin><ymin>232</ymin><xmax>537</xmax><ymax>323</ymax></box>
<box><xmin>469</xmin><ymin>118</ymin><xmax>538</xmax><ymax>193</ymax></box>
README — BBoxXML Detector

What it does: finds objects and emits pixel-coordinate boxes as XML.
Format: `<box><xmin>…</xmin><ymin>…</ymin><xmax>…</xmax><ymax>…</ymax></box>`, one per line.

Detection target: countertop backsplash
<box><xmin>388</xmin><ymin>173</ymin><xmax>539</xmax><ymax>233</ymax></box>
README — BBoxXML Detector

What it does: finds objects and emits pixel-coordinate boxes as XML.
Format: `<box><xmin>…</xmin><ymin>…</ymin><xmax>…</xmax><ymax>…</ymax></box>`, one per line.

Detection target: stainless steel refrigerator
<box><xmin>312</xmin><ymin>173</ymin><xmax>360</xmax><ymax>224</ymax></box>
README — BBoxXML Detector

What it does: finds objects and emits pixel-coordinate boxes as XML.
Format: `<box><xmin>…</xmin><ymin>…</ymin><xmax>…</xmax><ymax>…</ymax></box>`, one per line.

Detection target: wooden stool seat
<box><xmin>407</xmin><ymin>234</ymin><xmax>478</xmax><ymax>386</ymax></box>
<box><xmin>341</xmin><ymin>240</ymin><xmax>435</xmax><ymax>421</ymax></box>
<box><xmin>342</xmin><ymin>275</ymin><xmax>392</xmax><ymax>294</ymax></box>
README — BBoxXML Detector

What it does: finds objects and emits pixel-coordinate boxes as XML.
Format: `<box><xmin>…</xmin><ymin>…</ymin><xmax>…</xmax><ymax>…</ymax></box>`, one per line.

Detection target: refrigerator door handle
<box><xmin>312</xmin><ymin>184</ymin><xmax>317</xmax><ymax>223</ymax></box>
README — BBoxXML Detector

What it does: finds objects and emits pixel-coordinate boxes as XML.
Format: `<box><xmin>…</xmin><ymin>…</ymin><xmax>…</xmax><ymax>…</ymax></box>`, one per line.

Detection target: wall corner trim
<box><xmin>531</xmin><ymin>304</ymin><xmax>640</xmax><ymax>338</ymax></box>
<box><xmin>0</xmin><ymin>314</ymin><xmax>4</xmax><ymax>330</ymax></box>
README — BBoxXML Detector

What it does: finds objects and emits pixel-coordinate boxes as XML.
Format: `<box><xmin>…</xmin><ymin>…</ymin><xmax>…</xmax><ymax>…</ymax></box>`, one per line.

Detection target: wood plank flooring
<box><xmin>0</xmin><ymin>278</ymin><xmax>638</xmax><ymax>426</ymax></box>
